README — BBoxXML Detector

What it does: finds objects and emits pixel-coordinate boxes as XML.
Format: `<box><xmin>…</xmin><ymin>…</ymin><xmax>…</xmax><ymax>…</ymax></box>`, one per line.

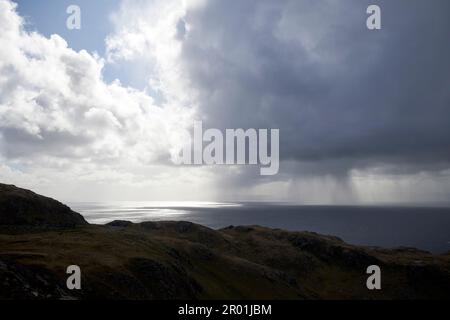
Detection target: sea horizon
<box><xmin>69</xmin><ymin>201</ymin><xmax>450</xmax><ymax>254</ymax></box>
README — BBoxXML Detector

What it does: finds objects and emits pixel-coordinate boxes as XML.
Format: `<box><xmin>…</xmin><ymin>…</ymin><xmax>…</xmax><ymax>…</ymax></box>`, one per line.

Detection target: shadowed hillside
<box><xmin>0</xmin><ymin>184</ymin><xmax>449</xmax><ymax>300</ymax></box>
<box><xmin>0</xmin><ymin>184</ymin><xmax>87</xmax><ymax>228</ymax></box>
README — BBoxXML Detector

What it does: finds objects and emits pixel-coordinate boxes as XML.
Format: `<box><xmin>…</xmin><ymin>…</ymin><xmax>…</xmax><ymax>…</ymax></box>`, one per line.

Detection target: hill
<box><xmin>0</xmin><ymin>184</ymin><xmax>87</xmax><ymax>228</ymax></box>
<box><xmin>0</xmin><ymin>184</ymin><xmax>449</xmax><ymax>299</ymax></box>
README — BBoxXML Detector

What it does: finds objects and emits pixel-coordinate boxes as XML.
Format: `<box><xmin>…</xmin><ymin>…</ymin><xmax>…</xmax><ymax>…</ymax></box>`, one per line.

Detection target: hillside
<box><xmin>0</xmin><ymin>184</ymin><xmax>87</xmax><ymax>228</ymax></box>
<box><xmin>0</xmin><ymin>185</ymin><xmax>449</xmax><ymax>299</ymax></box>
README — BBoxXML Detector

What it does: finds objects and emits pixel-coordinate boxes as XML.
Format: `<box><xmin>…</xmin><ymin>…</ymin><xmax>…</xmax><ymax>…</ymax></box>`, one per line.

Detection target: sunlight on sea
<box><xmin>68</xmin><ymin>202</ymin><xmax>450</xmax><ymax>253</ymax></box>
<box><xmin>69</xmin><ymin>201</ymin><xmax>242</xmax><ymax>225</ymax></box>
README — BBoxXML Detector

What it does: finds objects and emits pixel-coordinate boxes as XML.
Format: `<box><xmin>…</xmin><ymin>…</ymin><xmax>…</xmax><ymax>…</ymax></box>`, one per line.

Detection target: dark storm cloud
<box><xmin>179</xmin><ymin>0</ymin><xmax>450</xmax><ymax>174</ymax></box>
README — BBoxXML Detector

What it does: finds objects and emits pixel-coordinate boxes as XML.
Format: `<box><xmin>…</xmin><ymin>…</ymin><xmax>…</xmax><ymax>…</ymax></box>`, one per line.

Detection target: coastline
<box><xmin>1</xmin><ymin>183</ymin><xmax>449</xmax><ymax>300</ymax></box>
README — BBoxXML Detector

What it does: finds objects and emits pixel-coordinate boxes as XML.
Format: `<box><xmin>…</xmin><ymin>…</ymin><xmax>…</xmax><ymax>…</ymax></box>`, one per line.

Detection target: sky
<box><xmin>0</xmin><ymin>0</ymin><xmax>450</xmax><ymax>204</ymax></box>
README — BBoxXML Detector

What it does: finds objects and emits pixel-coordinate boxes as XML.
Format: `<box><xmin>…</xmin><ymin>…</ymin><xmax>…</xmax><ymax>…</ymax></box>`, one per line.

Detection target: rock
<box><xmin>0</xmin><ymin>183</ymin><xmax>87</xmax><ymax>228</ymax></box>
<box><xmin>106</xmin><ymin>220</ymin><xmax>133</xmax><ymax>227</ymax></box>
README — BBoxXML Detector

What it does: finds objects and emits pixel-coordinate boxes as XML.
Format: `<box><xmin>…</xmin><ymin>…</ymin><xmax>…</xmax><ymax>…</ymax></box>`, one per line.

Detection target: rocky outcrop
<box><xmin>0</xmin><ymin>184</ymin><xmax>87</xmax><ymax>227</ymax></box>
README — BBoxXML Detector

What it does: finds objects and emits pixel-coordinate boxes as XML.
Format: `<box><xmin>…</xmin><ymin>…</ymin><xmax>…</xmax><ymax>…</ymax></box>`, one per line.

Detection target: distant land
<box><xmin>0</xmin><ymin>183</ymin><xmax>449</xmax><ymax>300</ymax></box>
<box><xmin>71</xmin><ymin>201</ymin><xmax>450</xmax><ymax>253</ymax></box>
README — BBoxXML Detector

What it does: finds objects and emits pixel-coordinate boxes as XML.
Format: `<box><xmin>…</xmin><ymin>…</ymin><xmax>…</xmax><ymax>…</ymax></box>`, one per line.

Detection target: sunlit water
<box><xmin>69</xmin><ymin>202</ymin><xmax>450</xmax><ymax>253</ymax></box>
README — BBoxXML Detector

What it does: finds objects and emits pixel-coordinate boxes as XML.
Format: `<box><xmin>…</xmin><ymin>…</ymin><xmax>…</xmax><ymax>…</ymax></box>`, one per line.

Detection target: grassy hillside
<box><xmin>0</xmin><ymin>184</ymin><xmax>449</xmax><ymax>300</ymax></box>
<box><xmin>0</xmin><ymin>221</ymin><xmax>449</xmax><ymax>299</ymax></box>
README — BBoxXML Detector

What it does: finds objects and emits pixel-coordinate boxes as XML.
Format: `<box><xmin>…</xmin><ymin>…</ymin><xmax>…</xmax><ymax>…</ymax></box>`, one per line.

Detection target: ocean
<box><xmin>69</xmin><ymin>202</ymin><xmax>450</xmax><ymax>254</ymax></box>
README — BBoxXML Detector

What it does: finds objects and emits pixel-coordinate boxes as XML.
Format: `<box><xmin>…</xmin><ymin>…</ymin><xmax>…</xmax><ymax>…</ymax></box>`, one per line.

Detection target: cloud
<box><xmin>0</xmin><ymin>0</ymin><xmax>213</xmax><ymax>201</ymax></box>
<box><xmin>183</xmin><ymin>0</ymin><xmax>450</xmax><ymax>169</ymax></box>
<box><xmin>1</xmin><ymin>0</ymin><xmax>450</xmax><ymax>203</ymax></box>
<box><xmin>105</xmin><ymin>0</ymin><xmax>198</xmax><ymax>107</ymax></box>
<box><xmin>0</xmin><ymin>0</ymin><xmax>191</xmax><ymax>164</ymax></box>
<box><xmin>102</xmin><ymin>0</ymin><xmax>450</xmax><ymax>203</ymax></box>
<box><xmin>106</xmin><ymin>0</ymin><xmax>450</xmax><ymax>171</ymax></box>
